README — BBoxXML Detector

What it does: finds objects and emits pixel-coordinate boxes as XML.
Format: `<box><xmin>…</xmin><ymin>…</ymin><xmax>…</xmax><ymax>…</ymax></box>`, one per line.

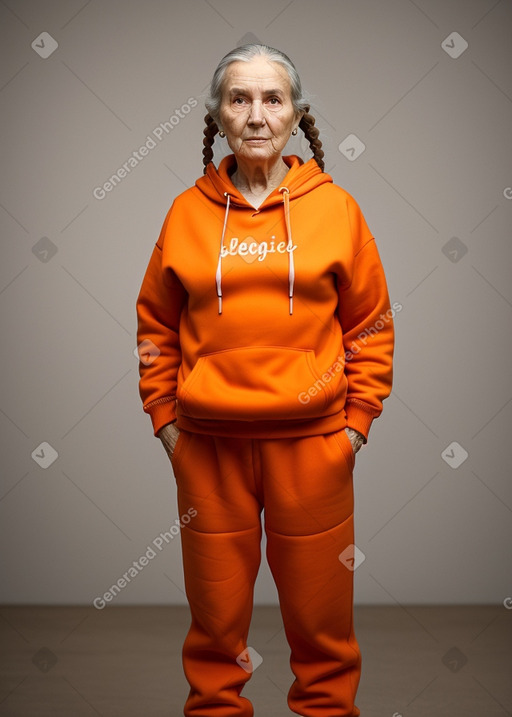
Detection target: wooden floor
<box><xmin>0</xmin><ymin>605</ymin><xmax>510</xmax><ymax>716</ymax></box>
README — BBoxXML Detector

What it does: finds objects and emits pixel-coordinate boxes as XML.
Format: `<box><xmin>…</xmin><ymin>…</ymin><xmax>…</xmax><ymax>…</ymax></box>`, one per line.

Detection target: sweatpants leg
<box><xmin>172</xmin><ymin>427</ymin><xmax>361</xmax><ymax>716</ymax></box>
<box><xmin>171</xmin><ymin>432</ymin><xmax>263</xmax><ymax>717</ymax></box>
<box><xmin>262</xmin><ymin>429</ymin><xmax>362</xmax><ymax>716</ymax></box>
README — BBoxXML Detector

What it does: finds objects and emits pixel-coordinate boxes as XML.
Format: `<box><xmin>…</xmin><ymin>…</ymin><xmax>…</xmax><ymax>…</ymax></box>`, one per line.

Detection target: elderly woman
<box><xmin>136</xmin><ymin>44</ymin><xmax>394</xmax><ymax>717</ymax></box>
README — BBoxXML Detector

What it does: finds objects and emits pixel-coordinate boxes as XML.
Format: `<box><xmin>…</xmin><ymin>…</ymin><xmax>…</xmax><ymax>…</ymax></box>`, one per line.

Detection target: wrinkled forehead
<box><xmin>222</xmin><ymin>58</ymin><xmax>292</xmax><ymax>97</ymax></box>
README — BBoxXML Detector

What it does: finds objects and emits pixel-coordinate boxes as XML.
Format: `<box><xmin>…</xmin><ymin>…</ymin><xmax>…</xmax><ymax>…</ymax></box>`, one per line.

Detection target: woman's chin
<box><xmin>236</xmin><ymin>145</ymin><xmax>279</xmax><ymax>161</ymax></box>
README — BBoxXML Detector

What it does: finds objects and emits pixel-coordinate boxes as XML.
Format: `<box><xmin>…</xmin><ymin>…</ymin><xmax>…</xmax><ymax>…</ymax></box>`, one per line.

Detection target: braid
<box><xmin>202</xmin><ymin>113</ymin><xmax>219</xmax><ymax>173</ymax></box>
<box><xmin>299</xmin><ymin>105</ymin><xmax>325</xmax><ymax>172</ymax></box>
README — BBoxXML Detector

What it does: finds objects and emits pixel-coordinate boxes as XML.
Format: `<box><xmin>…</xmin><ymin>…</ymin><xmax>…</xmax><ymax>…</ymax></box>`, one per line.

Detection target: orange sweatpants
<box><xmin>171</xmin><ymin>428</ymin><xmax>362</xmax><ymax>717</ymax></box>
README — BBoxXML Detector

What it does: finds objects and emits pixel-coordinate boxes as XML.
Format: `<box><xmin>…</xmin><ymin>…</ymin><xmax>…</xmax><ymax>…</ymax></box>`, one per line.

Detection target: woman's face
<box><xmin>218</xmin><ymin>56</ymin><xmax>302</xmax><ymax>164</ymax></box>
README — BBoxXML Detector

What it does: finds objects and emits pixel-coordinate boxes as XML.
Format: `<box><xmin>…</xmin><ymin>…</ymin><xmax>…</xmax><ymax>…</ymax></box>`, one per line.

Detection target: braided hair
<box><xmin>298</xmin><ymin>105</ymin><xmax>325</xmax><ymax>172</ymax></box>
<box><xmin>202</xmin><ymin>44</ymin><xmax>325</xmax><ymax>173</ymax></box>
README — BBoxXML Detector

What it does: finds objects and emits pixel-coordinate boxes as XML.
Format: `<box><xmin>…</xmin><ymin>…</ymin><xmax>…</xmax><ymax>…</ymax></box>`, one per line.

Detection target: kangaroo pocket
<box><xmin>177</xmin><ymin>346</ymin><xmax>337</xmax><ymax>421</ymax></box>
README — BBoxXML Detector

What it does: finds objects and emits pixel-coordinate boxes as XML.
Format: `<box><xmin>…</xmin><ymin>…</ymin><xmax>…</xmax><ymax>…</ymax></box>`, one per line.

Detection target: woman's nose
<box><xmin>248</xmin><ymin>101</ymin><xmax>265</xmax><ymax>125</ymax></box>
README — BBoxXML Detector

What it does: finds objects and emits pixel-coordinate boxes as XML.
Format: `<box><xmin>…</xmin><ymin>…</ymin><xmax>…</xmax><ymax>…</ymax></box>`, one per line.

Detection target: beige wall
<box><xmin>1</xmin><ymin>0</ymin><xmax>511</xmax><ymax>606</ymax></box>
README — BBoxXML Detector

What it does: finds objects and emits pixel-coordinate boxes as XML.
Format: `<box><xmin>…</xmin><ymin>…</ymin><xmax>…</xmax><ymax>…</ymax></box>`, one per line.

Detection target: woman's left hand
<box><xmin>158</xmin><ymin>422</ymin><xmax>180</xmax><ymax>460</ymax></box>
<box><xmin>345</xmin><ymin>427</ymin><xmax>365</xmax><ymax>454</ymax></box>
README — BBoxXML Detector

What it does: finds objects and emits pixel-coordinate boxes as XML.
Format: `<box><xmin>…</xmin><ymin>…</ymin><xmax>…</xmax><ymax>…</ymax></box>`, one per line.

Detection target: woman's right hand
<box><xmin>157</xmin><ymin>422</ymin><xmax>180</xmax><ymax>460</ymax></box>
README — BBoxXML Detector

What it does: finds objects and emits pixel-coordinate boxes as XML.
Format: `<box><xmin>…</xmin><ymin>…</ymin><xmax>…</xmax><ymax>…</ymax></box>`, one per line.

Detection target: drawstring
<box><xmin>279</xmin><ymin>186</ymin><xmax>294</xmax><ymax>315</ymax></box>
<box><xmin>216</xmin><ymin>192</ymin><xmax>231</xmax><ymax>314</ymax></box>
<box><xmin>216</xmin><ymin>187</ymin><xmax>295</xmax><ymax>315</ymax></box>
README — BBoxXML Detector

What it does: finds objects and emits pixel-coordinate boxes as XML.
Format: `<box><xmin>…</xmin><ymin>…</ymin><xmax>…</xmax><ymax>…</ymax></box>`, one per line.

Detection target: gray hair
<box><xmin>204</xmin><ymin>44</ymin><xmax>310</xmax><ymax>125</ymax></box>
<box><xmin>202</xmin><ymin>44</ymin><xmax>325</xmax><ymax>172</ymax></box>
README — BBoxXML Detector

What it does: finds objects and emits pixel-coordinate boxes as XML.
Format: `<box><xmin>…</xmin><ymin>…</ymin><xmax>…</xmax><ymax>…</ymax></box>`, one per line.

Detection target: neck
<box><xmin>231</xmin><ymin>155</ymin><xmax>289</xmax><ymax>195</ymax></box>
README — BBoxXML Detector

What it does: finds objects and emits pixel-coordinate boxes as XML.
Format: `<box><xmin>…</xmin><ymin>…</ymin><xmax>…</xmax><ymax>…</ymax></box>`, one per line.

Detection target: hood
<box><xmin>196</xmin><ymin>153</ymin><xmax>332</xmax><ymax>208</ymax></box>
<box><xmin>195</xmin><ymin>154</ymin><xmax>333</xmax><ymax>315</ymax></box>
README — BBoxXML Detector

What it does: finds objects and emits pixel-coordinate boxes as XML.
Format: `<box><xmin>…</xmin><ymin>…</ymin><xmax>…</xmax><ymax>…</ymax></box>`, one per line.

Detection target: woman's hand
<box><xmin>345</xmin><ymin>427</ymin><xmax>365</xmax><ymax>454</ymax></box>
<box><xmin>158</xmin><ymin>422</ymin><xmax>180</xmax><ymax>460</ymax></box>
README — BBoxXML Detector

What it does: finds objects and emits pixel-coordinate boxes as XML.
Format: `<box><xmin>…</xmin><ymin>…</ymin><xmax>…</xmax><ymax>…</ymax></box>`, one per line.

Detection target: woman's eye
<box><xmin>231</xmin><ymin>97</ymin><xmax>280</xmax><ymax>106</ymax></box>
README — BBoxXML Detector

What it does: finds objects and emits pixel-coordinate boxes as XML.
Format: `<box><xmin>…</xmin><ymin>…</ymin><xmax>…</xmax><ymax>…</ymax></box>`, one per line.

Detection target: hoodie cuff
<box><xmin>144</xmin><ymin>398</ymin><xmax>177</xmax><ymax>437</ymax></box>
<box><xmin>345</xmin><ymin>399</ymin><xmax>380</xmax><ymax>443</ymax></box>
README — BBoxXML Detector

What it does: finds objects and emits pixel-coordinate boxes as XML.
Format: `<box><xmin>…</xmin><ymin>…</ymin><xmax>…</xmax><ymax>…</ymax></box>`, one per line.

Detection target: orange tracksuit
<box><xmin>136</xmin><ymin>154</ymin><xmax>394</xmax><ymax>716</ymax></box>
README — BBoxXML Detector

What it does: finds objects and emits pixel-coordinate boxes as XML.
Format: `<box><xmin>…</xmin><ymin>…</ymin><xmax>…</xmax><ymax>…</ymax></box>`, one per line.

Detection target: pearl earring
<box><xmin>291</xmin><ymin>128</ymin><xmax>298</xmax><ymax>136</ymax></box>
<box><xmin>218</xmin><ymin>130</ymin><xmax>225</xmax><ymax>138</ymax></box>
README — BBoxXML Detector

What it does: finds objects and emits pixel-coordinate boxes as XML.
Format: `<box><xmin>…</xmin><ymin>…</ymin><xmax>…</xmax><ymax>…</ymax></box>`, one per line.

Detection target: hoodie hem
<box><xmin>175</xmin><ymin>412</ymin><xmax>347</xmax><ymax>439</ymax></box>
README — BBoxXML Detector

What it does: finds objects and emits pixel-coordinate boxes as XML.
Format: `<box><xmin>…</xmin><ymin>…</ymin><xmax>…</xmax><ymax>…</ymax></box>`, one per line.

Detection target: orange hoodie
<box><xmin>136</xmin><ymin>154</ymin><xmax>394</xmax><ymax>440</ymax></box>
